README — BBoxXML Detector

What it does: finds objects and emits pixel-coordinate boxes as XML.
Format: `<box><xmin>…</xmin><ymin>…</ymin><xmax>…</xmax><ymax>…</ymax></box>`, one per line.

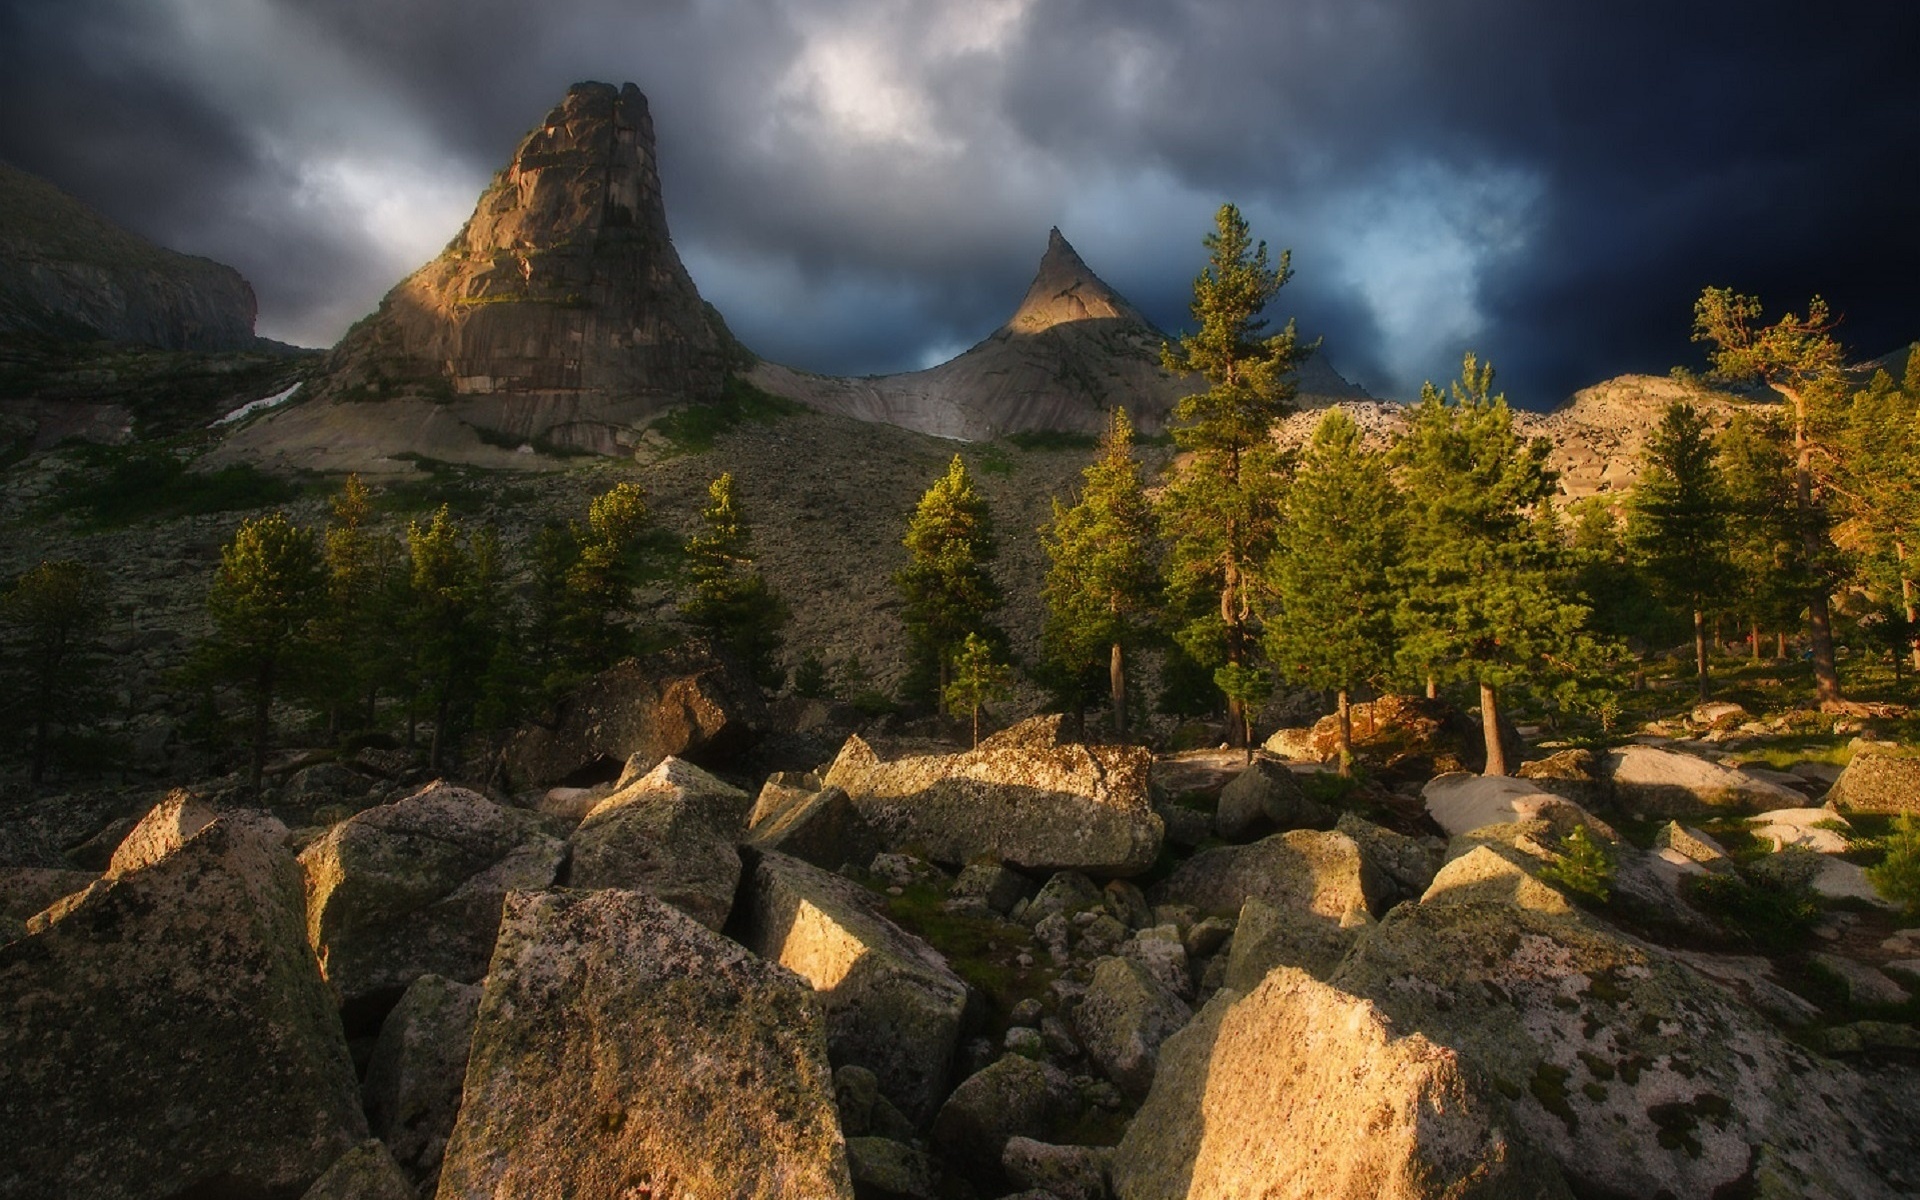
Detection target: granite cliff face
<box><xmin>226</xmin><ymin>82</ymin><xmax>737</xmax><ymax>470</ymax></box>
<box><xmin>751</xmin><ymin>227</ymin><xmax>1370</xmax><ymax>442</ymax></box>
<box><xmin>0</xmin><ymin>162</ymin><xmax>258</xmax><ymax>352</ymax></box>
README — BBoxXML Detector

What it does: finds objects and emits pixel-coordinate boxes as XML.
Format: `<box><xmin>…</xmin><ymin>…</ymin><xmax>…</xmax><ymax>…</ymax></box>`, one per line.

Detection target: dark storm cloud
<box><xmin>3</xmin><ymin>0</ymin><xmax>1916</xmax><ymax>404</ymax></box>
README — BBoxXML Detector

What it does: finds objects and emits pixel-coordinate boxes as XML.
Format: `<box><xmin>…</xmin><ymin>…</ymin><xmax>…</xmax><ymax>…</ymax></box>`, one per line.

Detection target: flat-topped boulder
<box><xmin>503</xmin><ymin>644</ymin><xmax>768</xmax><ymax>788</ymax></box>
<box><xmin>1422</xmin><ymin>772</ymin><xmax>1597</xmax><ymax>838</ymax></box>
<box><xmin>1152</xmin><ymin>827</ymin><xmax>1389</xmax><ymax>928</ymax></box>
<box><xmin>1604</xmin><ymin>745</ymin><xmax>1805</xmax><ymax>815</ymax></box>
<box><xmin>742</xmin><ymin>850</ymin><xmax>971</xmax><ymax>1125</ymax></box>
<box><xmin>436</xmin><ymin>888</ymin><xmax>852</xmax><ymax>1198</ymax></box>
<box><xmin>568</xmin><ymin>756</ymin><xmax>750</xmax><ymax>930</ymax></box>
<box><xmin>824</xmin><ymin>716</ymin><xmax>1162</xmax><ymax>876</ymax></box>
<box><xmin>0</xmin><ymin>808</ymin><xmax>365</xmax><ymax>1199</ymax></box>
<box><xmin>298</xmin><ymin>781</ymin><xmax>566</xmax><ymax>1011</ymax></box>
<box><xmin>1825</xmin><ymin>750</ymin><xmax>1920</xmax><ymax>815</ymax></box>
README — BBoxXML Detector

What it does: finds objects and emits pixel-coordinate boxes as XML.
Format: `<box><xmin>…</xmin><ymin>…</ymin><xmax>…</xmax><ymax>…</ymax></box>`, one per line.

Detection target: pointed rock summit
<box><xmin>1006</xmin><ymin>228</ymin><xmax>1150</xmax><ymax>335</ymax></box>
<box><xmin>225</xmin><ymin>82</ymin><xmax>738</xmax><ymax>469</ymax></box>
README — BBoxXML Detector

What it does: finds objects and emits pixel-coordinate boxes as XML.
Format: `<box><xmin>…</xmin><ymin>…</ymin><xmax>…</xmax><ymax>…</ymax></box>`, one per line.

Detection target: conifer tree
<box><xmin>2</xmin><ymin>560</ymin><xmax>107</xmax><ymax>785</ymax></box>
<box><xmin>1158</xmin><ymin>203</ymin><xmax>1304</xmax><ymax>744</ymax></box>
<box><xmin>1626</xmin><ymin>402</ymin><xmax>1731</xmax><ymax>699</ymax></box>
<box><xmin>405</xmin><ymin>506</ymin><xmax>501</xmax><ymax>770</ymax></box>
<box><xmin>1392</xmin><ymin>354</ymin><xmax>1588</xmax><ymax>776</ymax></box>
<box><xmin>897</xmin><ymin>455</ymin><xmax>1002</xmax><ymax>709</ymax></box>
<box><xmin>316</xmin><ymin>474</ymin><xmax>400</xmax><ymax>734</ymax></box>
<box><xmin>203</xmin><ymin>512</ymin><xmax>327</xmax><ymax>788</ymax></box>
<box><xmin>1264</xmin><ymin>409</ymin><xmax>1401</xmax><ymax>775</ymax></box>
<box><xmin>1717</xmin><ymin>411</ymin><xmax>1803</xmax><ymax>660</ymax></box>
<box><xmin>1041</xmin><ymin>408</ymin><xmax>1159</xmax><ymax>737</ymax></box>
<box><xmin>1839</xmin><ymin>357</ymin><xmax>1920</xmax><ymax>671</ymax></box>
<box><xmin>1692</xmin><ymin>288</ymin><xmax>1849</xmax><ymax>702</ymax></box>
<box><xmin>565</xmin><ymin>481</ymin><xmax>649</xmax><ymax>665</ymax></box>
<box><xmin>682</xmin><ymin>472</ymin><xmax>788</xmax><ymax>686</ymax></box>
<box><xmin>945</xmin><ymin>632</ymin><xmax>1014</xmax><ymax>748</ymax></box>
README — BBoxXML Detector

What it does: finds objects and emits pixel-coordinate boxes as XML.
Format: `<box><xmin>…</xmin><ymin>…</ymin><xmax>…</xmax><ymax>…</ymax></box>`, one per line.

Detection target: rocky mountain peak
<box><xmin>1006</xmin><ymin>227</ymin><xmax>1151</xmax><ymax>335</ymax></box>
<box><xmin>276</xmin><ymin>79</ymin><xmax>737</xmax><ymax>461</ymax></box>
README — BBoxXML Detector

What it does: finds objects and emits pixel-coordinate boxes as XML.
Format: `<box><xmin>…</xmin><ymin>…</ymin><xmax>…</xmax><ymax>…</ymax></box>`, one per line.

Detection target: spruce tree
<box><xmin>1264</xmin><ymin>409</ymin><xmax>1401</xmax><ymax>775</ymax></box>
<box><xmin>1718</xmin><ymin>411</ymin><xmax>1804</xmax><ymax>660</ymax></box>
<box><xmin>316</xmin><ymin>474</ymin><xmax>399</xmax><ymax>735</ymax></box>
<box><xmin>1158</xmin><ymin>203</ymin><xmax>1304</xmax><ymax>744</ymax></box>
<box><xmin>565</xmin><ymin>481</ymin><xmax>649</xmax><ymax>665</ymax></box>
<box><xmin>945</xmin><ymin>632</ymin><xmax>1014</xmax><ymax>748</ymax></box>
<box><xmin>2</xmin><ymin>560</ymin><xmax>107</xmax><ymax>785</ymax></box>
<box><xmin>897</xmin><ymin>455</ymin><xmax>1002</xmax><ymax>709</ymax></box>
<box><xmin>682</xmin><ymin>472</ymin><xmax>788</xmax><ymax>687</ymax></box>
<box><xmin>1692</xmin><ymin>288</ymin><xmax>1850</xmax><ymax>702</ymax></box>
<box><xmin>203</xmin><ymin>512</ymin><xmax>327</xmax><ymax>788</ymax></box>
<box><xmin>1392</xmin><ymin>354</ymin><xmax>1588</xmax><ymax>775</ymax></box>
<box><xmin>1626</xmin><ymin>402</ymin><xmax>1731</xmax><ymax>699</ymax></box>
<box><xmin>1040</xmin><ymin>408</ymin><xmax>1159</xmax><ymax>737</ymax></box>
<box><xmin>405</xmin><ymin>506</ymin><xmax>501</xmax><ymax>770</ymax></box>
<box><xmin>1840</xmin><ymin>358</ymin><xmax>1920</xmax><ymax>672</ymax></box>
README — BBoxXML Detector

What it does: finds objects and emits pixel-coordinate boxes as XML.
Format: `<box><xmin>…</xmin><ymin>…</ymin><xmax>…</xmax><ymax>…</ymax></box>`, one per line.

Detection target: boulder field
<box><xmin>2</xmin><ymin>715</ymin><xmax>1916</xmax><ymax>1197</ymax></box>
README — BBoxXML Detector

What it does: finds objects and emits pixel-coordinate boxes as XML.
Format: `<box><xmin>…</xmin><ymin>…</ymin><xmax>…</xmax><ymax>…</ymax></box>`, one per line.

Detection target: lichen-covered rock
<box><xmin>1605</xmin><ymin>745</ymin><xmax>1805</xmax><ymax>815</ymax></box>
<box><xmin>1329</xmin><ymin>893</ymin><xmax>1920</xmax><ymax>1197</ymax></box>
<box><xmin>1002</xmin><ymin>1137</ymin><xmax>1112</xmax><ymax>1200</ymax></box>
<box><xmin>1654</xmin><ymin>821</ymin><xmax>1734</xmax><ymax>872</ymax></box>
<box><xmin>0</xmin><ymin>865</ymin><xmax>94</xmax><ymax>941</ymax></box>
<box><xmin>1072</xmin><ymin>955</ymin><xmax>1192</xmax><ymax>1099</ymax></box>
<box><xmin>845</xmin><ymin>1136</ymin><xmax>935</xmax><ymax>1199</ymax></box>
<box><xmin>1151</xmin><ymin>828</ymin><xmax>1389</xmax><ymax>941</ymax></box>
<box><xmin>743</xmin><ymin>783</ymin><xmax>880</xmax><ymax>873</ymax></box>
<box><xmin>435</xmin><ymin>888</ymin><xmax>852</xmax><ymax>1199</ymax></box>
<box><xmin>106</xmin><ymin>789</ymin><xmax>220</xmax><ymax>876</ymax></box>
<box><xmin>824</xmin><ymin>717</ymin><xmax>1163</xmax><ymax>876</ymax></box>
<box><xmin>743</xmin><ymin>850</ymin><xmax>970</xmax><ymax>1125</ymax></box>
<box><xmin>932</xmin><ymin>1054</ymin><xmax>1081</xmax><ymax>1189</ymax></box>
<box><xmin>951</xmin><ymin>859</ymin><xmax>1037</xmax><ymax>915</ymax></box>
<box><xmin>1110</xmin><ymin>968</ymin><xmax>1569</xmax><ymax>1199</ymax></box>
<box><xmin>1420</xmin><ymin>845</ymin><xmax>1575</xmax><ymax>915</ymax></box>
<box><xmin>298</xmin><ymin>782</ymin><xmax>565</xmax><ymax>1011</ymax></box>
<box><xmin>1515</xmin><ymin>748</ymin><xmax>1609</xmax><ymax>808</ymax></box>
<box><xmin>302</xmin><ymin>1139</ymin><xmax>416</xmax><ymax>1200</ymax></box>
<box><xmin>1825</xmin><ymin>750</ymin><xmax>1920</xmax><ymax>815</ymax></box>
<box><xmin>568</xmin><ymin>756</ymin><xmax>749</xmax><ymax>930</ymax></box>
<box><xmin>0</xmin><ymin>811</ymin><xmax>366</xmax><ymax>1199</ymax></box>
<box><xmin>1291</xmin><ymin>693</ymin><xmax>1520</xmax><ymax>777</ymax></box>
<box><xmin>1213</xmin><ymin>757</ymin><xmax>1331</xmax><ymax>840</ymax></box>
<box><xmin>362</xmin><ymin>973</ymin><xmax>481</xmax><ymax>1181</ymax></box>
<box><xmin>1750</xmin><ymin>806</ymin><xmax>1851</xmax><ymax>854</ymax></box>
<box><xmin>504</xmin><ymin>643</ymin><xmax>768</xmax><ymax>788</ymax></box>
<box><xmin>1224</xmin><ymin>894</ymin><xmax>1365</xmax><ymax>987</ymax></box>
<box><xmin>1336</xmin><ymin>811</ymin><xmax>1441</xmax><ymax>903</ymax></box>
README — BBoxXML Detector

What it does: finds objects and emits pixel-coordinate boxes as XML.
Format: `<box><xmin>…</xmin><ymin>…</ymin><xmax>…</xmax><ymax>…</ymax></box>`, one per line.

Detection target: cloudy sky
<box><xmin>3</xmin><ymin>0</ymin><xmax>1916</xmax><ymax>405</ymax></box>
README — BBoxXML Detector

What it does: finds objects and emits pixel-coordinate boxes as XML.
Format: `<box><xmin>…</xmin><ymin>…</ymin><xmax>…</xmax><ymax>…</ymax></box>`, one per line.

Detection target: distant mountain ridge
<box><xmin>0</xmin><ymin>162</ymin><xmax>259</xmax><ymax>352</ymax></box>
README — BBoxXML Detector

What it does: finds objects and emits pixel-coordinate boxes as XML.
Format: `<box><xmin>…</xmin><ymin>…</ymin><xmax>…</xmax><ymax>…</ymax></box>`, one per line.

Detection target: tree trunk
<box><xmin>1789</xmin><ymin>392</ymin><xmax>1843</xmax><ymax>702</ymax></box>
<box><xmin>1750</xmin><ymin>618</ymin><xmax>1761</xmax><ymax>663</ymax></box>
<box><xmin>1336</xmin><ymin>689</ymin><xmax>1353</xmax><ymax>778</ymax></box>
<box><xmin>971</xmin><ymin>703</ymin><xmax>981</xmax><ymax>749</ymax></box>
<box><xmin>938</xmin><ymin>656</ymin><xmax>950</xmax><ymax>717</ymax></box>
<box><xmin>1480</xmin><ymin>681</ymin><xmax>1508</xmax><ymax>777</ymax></box>
<box><xmin>1897</xmin><ymin>540</ymin><xmax>1920</xmax><ymax>672</ymax></box>
<box><xmin>431</xmin><ymin>693</ymin><xmax>451</xmax><ymax>771</ymax></box>
<box><xmin>1694</xmin><ymin>608</ymin><xmax>1709</xmax><ymax>701</ymax></box>
<box><xmin>250</xmin><ymin>661</ymin><xmax>275</xmax><ymax>791</ymax></box>
<box><xmin>1425</xmin><ymin>674</ymin><xmax>1437</xmax><ymax>700</ymax></box>
<box><xmin>1110</xmin><ymin>641</ymin><xmax>1127</xmax><ymax>740</ymax></box>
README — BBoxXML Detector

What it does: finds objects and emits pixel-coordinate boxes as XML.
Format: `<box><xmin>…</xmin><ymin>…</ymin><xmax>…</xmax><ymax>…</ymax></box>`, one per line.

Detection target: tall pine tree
<box><xmin>683</xmin><ymin>472</ymin><xmax>788</xmax><ymax>687</ymax></box>
<box><xmin>1692</xmin><ymin>288</ymin><xmax>1849</xmax><ymax>702</ymax></box>
<box><xmin>1626</xmin><ymin>402</ymin><xmax>1731</xmax><ymax>699</ymax></box>
<box><xmin>1717</xmin><ymin>411</ymin><xmax>1803</xmax><ymax>660</ymax></box>
<box><xmin>1041</xmin><ymin>408</ymin><xmax>1159</xmax><ymax>738</ymax></box>
<box><xmin>1264</xmin><ymin>409</ymin><xmax>1401</xmax><ymax>775</ymax></box>
<box><xmin>897</xmin><ymin>455</ymin><xmax>1002</xmax><ymax>709</ymax></box>
<box><xmin>1393</xmin><ymin>354</ymin><xmax>1588</xmax><ymax>776</ymax></box>
<box><xmin>1839</xmin><ymin>356</ymin><xmax>1920</xmax><ymax>672</ymax></box>
<box><xmin>1158</xmin><ymin>203</ymin><xmax>1304</xmax><ymax>745</ymax></box>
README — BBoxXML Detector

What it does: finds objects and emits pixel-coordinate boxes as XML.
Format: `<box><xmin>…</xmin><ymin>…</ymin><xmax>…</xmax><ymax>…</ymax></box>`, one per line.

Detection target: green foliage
<box><xmin>792</xmin><ymin>652</ymin><xmax>830</xmax><ymax>699</ymax></box>
<box><xmin>309</xmin><ymin>474</ymin><xmax>403</xmax><ymax>737</ymax></box>
<box><xmin>1157</xmin><ymin>204</ymin><xmax>1304</xmax><ymax>740</ymax></box>
<box><xmin>1</xmin><ymin>559</ymin><xmax>108</xmax><ymax>783</ymax></box>
<box><xmin>1006</xmin><ymin>429</ymin><xmax>1098</xmax><ymax>452</ymax></box>
<box><xmin>944</xmin><ymin>632</ymin><xmax>1014</xmax><ymax>747</ymax></box>
<box><xmin>1265</xmin><ymin>408</ymin><xmax>1401</xmax><ymax>712</ymax></box>
<box><xmin>897</xmin><ymin>455</ymin><xmax>1003</xmax><ymax>709</ymax></box>
<box><xmin>404</xmin><ymin>506</ymin><xmax>504</xmax><ymax>769</ymax></box>
<box><xmin>1716</xmin><ymin>412</ymin><xmax>1804</xmax><ymax>637</ymax></box>
<box><xmin>1628</xmin><ymin>402</ymin><xmax>1730</xmax><ymax>614</ymax></box>
<box><xmin>650</xmin><ymin>375</ymin><xmax>802</xmax><ymax>453</ymax></box>
<box><xmin>1868</xmin><ymin>814</ymin><xmax>1920</xmax><ymax>916</ymax></box>
<box><xmin>201</xmin><ymin>511</ymin><xmax>328</xmax><ymax>786</ymax></box>
<box><xmin>1210</xmin><ymin>661</ymin><xmax>1272</xmax><ymax>750</ymax></box>
<box><xmin>54</xmin><ymin>448</ymin><xmax>300</xmax><ymax>527</ymax></box>
<box><xmin>1687</xmin><ymin>851</ymin><xmax>1823</xmax><ymax>951</ymax></box>
<box><xmin>682</xmin><ymin>472</ymin><xmax>788</xmax><ymax>687</ymax></box>
<box><xmin>1041</xmin><ymin>409</ymin><xmax>1160</xmax><ymax>733</ymax></box>
<box><xmin>1539</xmin><ymin>825</ymin><xmax>1617</xmax><ymax>903</ymax></box>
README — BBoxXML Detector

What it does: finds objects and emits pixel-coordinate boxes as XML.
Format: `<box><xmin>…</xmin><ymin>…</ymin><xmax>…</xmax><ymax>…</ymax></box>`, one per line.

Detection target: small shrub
<box><xmin>792</xmin><ymin>652</ymin><xmax>830</xmax><ymax>699</ymax></box>
<box><xmin>1540</xmin><ymin>825</ymin><xmax>1616</xmax><ymax>904</ymax></box>
<box><xmin>1868</xmin><ymin>814</ymin><xmax>1920</xmax><ymax>916</ymax></box>
<box><xmin>1688</xmin><ymin>849</ymin><xmax>1823</xmax><ymax>951</ymax></box>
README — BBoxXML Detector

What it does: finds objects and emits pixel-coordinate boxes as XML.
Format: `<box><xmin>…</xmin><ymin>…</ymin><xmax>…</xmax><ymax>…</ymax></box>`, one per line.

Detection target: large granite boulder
<box><xmin>0</xmin><ymin>865</ymin><xmax>95</xmax><ymax>940</ymax></box>
<box><xmin>0</xmin><ymin>807</ymin><xmax>365</xmax><ymax>1199</ymax></box>
<box><xmin>824</xmin><ymin>716</ymin><xmax>1162</xmax><ymax>876</ymax></box>
<box><xmin>1072</xmin><ymin>955</ymin><xmax>1193</xmax><ymax>1099</ymax></box>
<box><xmin>1825</xmin><ymin>750</ymin><xmax>1920</xmax><ymax>815</ymax></box>
<box><xmin>1604</xmin><ymin>745</ymin><xmax>1805</xmax><ymax>816</ymax></box>
<box><xmin>436</xmin><ymin>888</ymin><xmax>852</xmax><ymax>1198</ymax></box>
<box><xmin>1328</xmin><ymin>890</ymin><xmax>1920</xmax><ymax>1196</ymax></box>
<box><xmin>742</xmin><ymin>850</ymin><xmax>971</xmax><ymax>1125</ymax></box>
<box><xmin>1151</xmin><ymin>828</ymin><xmax>1390</xmax><ymax>947</ymax></box>
<box><xmin>932</xmin><ymin>1055</ymin><xmax>1081</xmax><ymax>1190</ymax></box>
<box><xmin>362</xmin><ymin>973</ymin><xmax>482</xmax><ymax>1183</ymax></box>
<box><xmin>1111</xmin><ymin>968</ymin><xmax>1569</xmax><ymax>1199</ymax></box>
<box><xmin>301</xmin><ymin>1139</ymin><xmax>416</xmax><ymax>1200</ymax></box>
<box><xmin>504</xmin><ymin>644</ymin><xmax>767</xmax><ymax>788</ymax></box>
<box><xmin>568</xmin><ymin>756</ymin><xmax>750</xmax><ymax>930</ymax></box>
<box><xmin>743</xmin><ymin>783</ymin><xmax>881</xmax><ymax>873</ymax></box>
<box><xmin>1213</xmin><ymin>756</ymin><xmax>1332</xmax><ymax>840</ymax></box>
<box><xmin>1278</xmin><ymin>693</ymin><xmax>1522</xmax><ymax>777</ymax></box>
<box><xmin>298</xmin><ymin>782</ymin><xmax>566</xmax><ymax>1013</ymax></box>
<box><xmin>1336</xmin><ymin>811</ymin><xmax>1441</xmax><ymax>903</ymax></box>
<box><xmin>1422</xmin><ymin>772</ymin><xmax>1597</xmax><ymax>838</ymax></box>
